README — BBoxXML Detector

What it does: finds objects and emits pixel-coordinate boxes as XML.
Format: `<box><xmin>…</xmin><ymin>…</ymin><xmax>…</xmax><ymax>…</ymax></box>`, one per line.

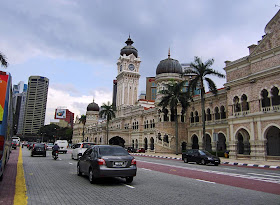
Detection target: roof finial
<box><xmin>93</xmin><ymin>97</ymin><xmax>95</xmax><ymax>103</ymax></box>
<box><xmin>168</xmin><ymin>47</ymin><xmax>171</xmax><ymax>58</ymax></box>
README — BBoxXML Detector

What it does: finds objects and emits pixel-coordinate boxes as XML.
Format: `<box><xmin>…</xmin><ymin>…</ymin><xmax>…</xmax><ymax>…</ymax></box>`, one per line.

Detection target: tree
<box><xmin>37</xmin><ymin>124</ymin><xmax>60</xmax><ymax>142</ymax></box>
<box><xmin>0</xmin><ymin>52</ymin><xmax>8</xmax><ymax>68</ymax></box>
<box><xmin>185</xmin><ymin>56</ymin><xmax>225</xmax><ymax>150</ymax></box>
<box><xmin>158</xmin><ymin>80</ymin><xmax>190</xmax><ymax>155</ymax></box>
<box><xmin>79</xmin><ymin>115</ymin><xmax>86</xmax><ymax>142</ymax></box>
<box><xmin>99</xmin><ymin>102</ymin><xmax>115</xmax><ymax>145</ymax></box>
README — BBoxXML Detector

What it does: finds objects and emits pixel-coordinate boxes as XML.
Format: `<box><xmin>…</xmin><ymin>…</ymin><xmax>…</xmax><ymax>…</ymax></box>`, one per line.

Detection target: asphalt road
<box><xmin>22</xmin><ymin>148</ymin><xmax>280</xmax><ymax>205</ymax></box>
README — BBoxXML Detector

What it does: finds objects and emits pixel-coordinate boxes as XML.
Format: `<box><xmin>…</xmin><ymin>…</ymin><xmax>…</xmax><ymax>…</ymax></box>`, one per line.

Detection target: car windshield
<box><xmin>47</xmin><ymin>143</ymin><xmax>53</xmax><ymax>146</ymax></box>
<box><xmin>199</xmin><ymin>150</ymin><xmax>211</xmax><ymax>156</ymax></box>
<box><xmin>99</xmin><ymin>147</ymin><xmax>129</xmax><ymax>156</ymax></box>
<box><xmin>83</xmin><ymin>143</ymin><xmax>95</xmax><ymax>148</ymax></box>
<box><xmin>35</xmin><ymin>144</ymin><xmax>45</xmax><ymax>148</ymax></box>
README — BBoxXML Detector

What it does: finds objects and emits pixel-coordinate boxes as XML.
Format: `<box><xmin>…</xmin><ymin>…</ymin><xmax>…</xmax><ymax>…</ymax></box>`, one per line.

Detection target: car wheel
<box><xmin>89</xmin><ymin>168</ymin><xmax>94</xmax><ymax>184</ymax></box>
<box><xmin>77</xmin><ymin>155</ymin><xmax>79</xmax><ymax>160</ymax></box>
<box><xmin>44</xmin><ymin>154</ymin><xmax>46</xmax><ymax>157</ymax></box>
<box><xmin>183</xmin><ymin>158</ymin><xmax>188</xmax><ymax>163</ymax></box>
<box><xmin>0</xmin><ymin>173</ymin><xmax>3</xmax><ymax>181</ymax></box>
<box><xmin>214</xmin><ymin>163</ymin><xmax>219</xmax><ymax>166</ymax></box>
<box><xmin>31</xmin><ymin>154</ymin><xmax>33</xmax><ymax>157</ymax></box>
<box><xmin>77</xmin><ymin>164</ymin><xmax>82</xmax><ymax>176</ymax></box>
<box><xmin>201</xmin><ymin>159</ymin><xmax>206</xmax><ymax>165</ymax></box>
<box><xmin>126</xmin><ymin>177</ymin><xmax>133</xmax><ymax>183</ymax></box>
<box><xmin>71</xmin><ymin>154</ymin><xmax>74</xmax><ymax>159</ymax></box>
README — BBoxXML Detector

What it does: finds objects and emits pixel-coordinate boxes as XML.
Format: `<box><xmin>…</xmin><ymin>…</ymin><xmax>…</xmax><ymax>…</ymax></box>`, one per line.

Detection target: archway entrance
<box><xmin>266</xmin><ymin>126</ymin><xmax>280</xmax><ymax>156</ymax></box>
<box><xmin>181</xmin><ymin>142</ymin><xmax>187</xmax><ymax>152</ymax></box>
<box><xmin>109</xmin><ymin>136</ymin><xmax>125</xmax><ymax>147</ymax></box>
<box><xmin>150</xmin><ymin>137</ymin><xmax>154</xmax><ymax>150</ymax></box>
<box><xmin>217</xmin><ymin>133</ymin><xmax>226</xmax><ymax>152</ymax></box>
<box><xmin>203</xmin><ymin>134</ymin><xmax>212</xmax><ymax>151</ymax></box>
<box><xmin>192</xmin><ymin>135</ymin><xmax>199</xmax><ymax>149</ymax></box>
<box><xmin>236</xmin><ymin>129</ymin><xmax>250</xmax><ymax>155</ymax></box>
<box><xmin>144</xmin><ymin>138</ymin><xmax>148</xmax><ymax>150</ymax></box>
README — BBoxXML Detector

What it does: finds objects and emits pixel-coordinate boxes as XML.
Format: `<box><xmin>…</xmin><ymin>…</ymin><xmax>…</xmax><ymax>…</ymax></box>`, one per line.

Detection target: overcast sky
<box><xmin>1</xmin><ymin>0</ymin><xmax>278</xmax><ymax>124</ymax></box>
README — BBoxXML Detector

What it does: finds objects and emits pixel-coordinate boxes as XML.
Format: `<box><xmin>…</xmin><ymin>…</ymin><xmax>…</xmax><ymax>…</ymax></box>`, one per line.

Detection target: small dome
<box><xmin>87</xmin><ymin>99</ymin><xmax>99</xmax><ymax>111</ymax></box>
<box><xmin>120</xmin><ymin>36</ymin><xmax>138</xmax><ymax>58</ymax></box>
<box><xmin>156</xmin><ymin>51</ymin><xmax>182</xmax><ymax>75</ymax></box>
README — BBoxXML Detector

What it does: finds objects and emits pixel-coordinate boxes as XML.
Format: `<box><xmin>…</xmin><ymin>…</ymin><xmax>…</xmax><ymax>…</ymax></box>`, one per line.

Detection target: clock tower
<box><xmin>116</xmin><ymin>36</ymin><xmax>141</xmax><ymax>111</ymax></box>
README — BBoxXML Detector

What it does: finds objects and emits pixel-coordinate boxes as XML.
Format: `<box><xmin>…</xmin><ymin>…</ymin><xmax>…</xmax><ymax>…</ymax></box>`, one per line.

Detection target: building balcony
<box><xmin>262</xmin><ymin>105</ymin><xmax>280</xmax><ymax>112</ymax></box>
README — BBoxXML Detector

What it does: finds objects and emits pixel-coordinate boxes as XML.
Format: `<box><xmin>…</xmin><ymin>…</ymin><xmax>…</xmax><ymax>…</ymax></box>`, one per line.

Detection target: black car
<box><xmin>31</xmin><ymin>143</ymin><xmax>46</xmax><ymax>157</ymax></box>
<box><xmin>12</xmin><ymin>141</ymin><xmax>17</xmax><ymax>149</ymax></box>
<box><xmin>77</xmin><ymin>145</ymin><xmax>137</xmax><ymax>184</ymax></box>
<box><xmin>182</xmin><ymin>149</ymin><xmax>220</xmax><ymax>166</ymax></box>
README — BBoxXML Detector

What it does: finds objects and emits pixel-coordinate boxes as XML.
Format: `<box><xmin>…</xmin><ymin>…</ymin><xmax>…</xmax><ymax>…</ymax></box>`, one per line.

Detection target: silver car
<box><xmin>77</xmin><ymin>145</ymin><xmax>137</xmax><ymax>184</ymax></box>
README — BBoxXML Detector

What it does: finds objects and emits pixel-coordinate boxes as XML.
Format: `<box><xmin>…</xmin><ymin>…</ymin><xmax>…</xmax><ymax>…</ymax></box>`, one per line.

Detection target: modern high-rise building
<box><xmin>22</xmin><ymin>76</ymin><xmax>49</xmax><ymax>137</ymax></box>
<box><xmin>12</xmin><ymin>81</ymin><xmax>28</xmax><ymax>136</ymax></box>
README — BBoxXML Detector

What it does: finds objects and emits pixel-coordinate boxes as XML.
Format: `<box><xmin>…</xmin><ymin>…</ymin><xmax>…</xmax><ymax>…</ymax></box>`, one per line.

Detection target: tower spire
<box><xmin>168</xmin><ymin>47</ymin><xmax>171</xmax><ymax>58</ymax></box>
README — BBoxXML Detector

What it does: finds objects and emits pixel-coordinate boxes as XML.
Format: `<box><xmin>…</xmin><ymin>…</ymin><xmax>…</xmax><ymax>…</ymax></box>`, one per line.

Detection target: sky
<box><xmin>0</xmin><ymin>0</ymin><xmax>279</xmax><ymax>124</ymax></box>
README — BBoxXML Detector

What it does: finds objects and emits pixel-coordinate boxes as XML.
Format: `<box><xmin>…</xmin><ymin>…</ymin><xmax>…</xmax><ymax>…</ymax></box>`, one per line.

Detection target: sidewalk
<box><xmin>132</xmin><ymin>152</ymin><xmax>280</xmax><ymax>169</ymax></box>
<box><xmin>0</xmin><ymin>148</ymin><xmax>19</xmax><ymax>205</ymax></box>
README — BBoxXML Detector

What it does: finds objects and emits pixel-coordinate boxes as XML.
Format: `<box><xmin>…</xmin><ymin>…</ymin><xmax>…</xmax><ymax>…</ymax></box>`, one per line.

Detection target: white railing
<box><xmin>234</xmin><ymin>110</ymin><xmax>250</xmax><ymax>117</ymax></box>
<box><xmin>262</xmin><ymin>105</ymin><xmax>280</xmax><ymax>112</ymax></box>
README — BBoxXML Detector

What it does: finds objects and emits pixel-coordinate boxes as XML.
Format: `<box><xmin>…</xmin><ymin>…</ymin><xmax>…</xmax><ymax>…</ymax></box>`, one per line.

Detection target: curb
<box><xmin>132</xmin><ymin>153</ymin><xmax>280</xmax><ymax>169</ymax></box>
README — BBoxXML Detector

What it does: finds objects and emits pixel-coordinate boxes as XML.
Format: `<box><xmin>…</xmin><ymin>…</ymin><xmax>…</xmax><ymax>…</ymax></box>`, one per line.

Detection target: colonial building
<box><xmin>73</xmin><ymin>10</ymin><xmax>280</xmax><ymax>161</ymax></box>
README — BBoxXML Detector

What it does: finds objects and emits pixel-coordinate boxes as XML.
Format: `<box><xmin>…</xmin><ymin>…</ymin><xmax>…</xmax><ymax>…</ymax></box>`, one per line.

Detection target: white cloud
<box><xmin>45</xmin><ymin>86</ymin><xmax>112</xmax><ymax>125</ymax></box>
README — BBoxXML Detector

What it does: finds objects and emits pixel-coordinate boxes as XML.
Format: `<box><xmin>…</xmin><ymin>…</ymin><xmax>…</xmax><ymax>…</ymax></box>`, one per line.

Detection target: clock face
<box><xmin>128</xmin><ymin>64</ymin><xmax>135</xmax><ymax>71</ymax></box>
<box><xmin>120</xmin><ymin>65</ymin><xmax>122</xmax><ymax>71</ymax></box>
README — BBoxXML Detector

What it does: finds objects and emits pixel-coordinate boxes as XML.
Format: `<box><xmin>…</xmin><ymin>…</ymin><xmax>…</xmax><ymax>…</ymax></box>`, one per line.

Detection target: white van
<box><xmin>54</xmin><ymin>140</ymin><xmax>68</xmax><ymax>153</ymax></box>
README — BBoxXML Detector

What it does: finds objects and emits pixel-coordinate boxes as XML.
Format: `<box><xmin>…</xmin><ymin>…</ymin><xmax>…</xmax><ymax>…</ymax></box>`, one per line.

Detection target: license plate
<box><xmin>114</xmin><ymin>162</ymin><xmax>124</xmax><ymax>167</ymax></box>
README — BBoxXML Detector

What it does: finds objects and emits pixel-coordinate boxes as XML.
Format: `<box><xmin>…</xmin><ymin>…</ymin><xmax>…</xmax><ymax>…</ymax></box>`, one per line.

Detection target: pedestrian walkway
<box><xmin>0</xmin><ymin>148</ymin><xmax>19</xmax><ymax>205</ymax></box>
<box><xmin>132</xmin><ymin>152</ymin><xmax>280</xmax><ymax>169</ymax></box>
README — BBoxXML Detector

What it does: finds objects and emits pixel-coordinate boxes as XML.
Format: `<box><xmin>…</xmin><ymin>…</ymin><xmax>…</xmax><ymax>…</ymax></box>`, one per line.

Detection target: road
<box><xmin>21</xmin><ymin>148</ymin><xmax>280</xmax><ymax>205</ymax></box>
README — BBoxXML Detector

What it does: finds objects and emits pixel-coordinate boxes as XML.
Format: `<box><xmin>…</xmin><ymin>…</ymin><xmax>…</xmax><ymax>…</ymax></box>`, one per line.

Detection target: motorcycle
<box><xmin>52</xmin><ymin>151</ymin><xmax>58</xmax><ymax>160</ymax></box>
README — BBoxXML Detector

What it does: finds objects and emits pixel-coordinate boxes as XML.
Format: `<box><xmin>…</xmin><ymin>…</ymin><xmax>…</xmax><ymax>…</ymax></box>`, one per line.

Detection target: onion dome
<box><xmin>156</xmin><ymin>49</ymin><xmax>182</xmax><ymax>75</ymax></box>
<box><xmin>120</xmin><ymin>36</ymin><xmax>138</xmax><ymax>58</ymax></box>
<box><xmin>87</xmin><ymin>99</ymin><xmax>99</xmax><ymax>111</ymax></box>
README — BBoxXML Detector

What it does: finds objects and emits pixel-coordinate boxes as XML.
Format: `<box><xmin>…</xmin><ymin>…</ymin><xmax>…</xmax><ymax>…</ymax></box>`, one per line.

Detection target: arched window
<box><xmin>261</xmin><ymin>89</ymin><xmax>270</xmax><ymax>107</ymax></box>
<box><xmin>163</xmin><ymin>134</ymin><xmax>169</xmax><ymax>143</ymax></box>
<box><xmin>271</xmin><ymin>86</ymin><xmax>280</xmax><ymax>106</ymax></box>
<box><xmin>241</xmin><ymin>94</ymin><xmax>249</xmax><ymax>111</ymax></box>
<box><xmin>190</xmin><ymin>112</ymin><xmax>194</xmax><ymax>123</ymax></box>
<box><xmin>152</xmin><ymin>119</ymin><xmax>155</xmax><ymax>127</ymax></box>
<box><xmin>233</xmin><ymin>96</ymin><xmax>241</xmax><ymax>112</ymax></box>
<box><xmin>220</xmin><ymin>106</ymin><xmax>226</xmax><ymax>119</ymax></box>
<box><xmin>206</xmin><ymin>108</ymin><xmax>212</xmax><ymax>121</ymax></box>
<box><xmin>163</xmin><ymin>109</ymin><xmax>168</xmax><ymax>121</ymax></box>
<box><xmin>195</xmin><ymin>111</ymin><xmax>199</xmax><ymax>122</ymax></box>
<box><xmin>215</xmin><ymin>107</ymin><xmax>220</xmax><ymax>120</ymax></box>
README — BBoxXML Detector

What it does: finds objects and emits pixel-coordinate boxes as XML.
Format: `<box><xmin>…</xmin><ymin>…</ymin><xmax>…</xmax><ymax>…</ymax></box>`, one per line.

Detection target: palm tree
<box><xmin>0</xmin><ymin>52</ymin><xmax>8</xmax><ymax>68</ymax></box>
<box><xmin>79</xmin><ymin>115</ymin><xmax>86</xmax><ymax>142</ymax></box>
<box><xmin>99</xmin><ymin>102</ymin><xmax>115</xmax><ymax>145</ymax></box>
<box><xmin>185</xmin><ymin>56</ymin><xmax>225</xmax><ymax>150</ymax></box>
<box><xmin>158</xmin><ymin>80</ymin><xmax>190</xmax><ymax>155</ymax></box>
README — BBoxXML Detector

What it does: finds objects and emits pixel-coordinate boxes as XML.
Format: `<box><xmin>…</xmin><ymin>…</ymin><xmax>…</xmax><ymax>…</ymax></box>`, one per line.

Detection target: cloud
<box><xmin>45</xmin><ymin>86</ymin><xmax>112</xmax><ymax>124</ymax></box>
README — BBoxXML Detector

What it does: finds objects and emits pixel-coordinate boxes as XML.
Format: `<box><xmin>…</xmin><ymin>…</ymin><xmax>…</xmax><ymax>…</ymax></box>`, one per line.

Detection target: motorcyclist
<box><xmin>52</xmin><ymin>143</ymin><xmax>60</xmax><ymax>156</ymax></box>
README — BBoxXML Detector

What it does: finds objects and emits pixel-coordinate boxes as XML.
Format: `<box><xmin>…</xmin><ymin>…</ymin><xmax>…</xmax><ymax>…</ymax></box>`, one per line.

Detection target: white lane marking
<box><xmin>125</xmin><ymin>185</ymin><xmax>135</xmax><ymax>189</ymax></box>
<box><xmin>69</xmin><ymin>162</ymin><xmax>73</xmax><ymax>165</ymax></box>
<box><xmin>223</xmin><ymin>168</ymin><xmax>237</xmax><ymax>171</ymax></box>
<box><xmin>264</xmin><ymin>172</ymin><xmax>280</xmax><ymax>176</ymax></box>
<box><xmin>141</xmin><ymin>168</ymin><xmax>152</xmax><ymax>171</ymax></box>
<box><xmin>248</xmin><ymin>172</ymin><xmax>280</xmax><ymax>178</ymax></box>
<box><xmin>196</xmin><ymin>179</ymin><xmax>216</xmax><ymax>184</ymax></box>
<box><xmin>137</xmin><ymin>159</ymin><xmax>280</xmax><ymax>184</ymax></box>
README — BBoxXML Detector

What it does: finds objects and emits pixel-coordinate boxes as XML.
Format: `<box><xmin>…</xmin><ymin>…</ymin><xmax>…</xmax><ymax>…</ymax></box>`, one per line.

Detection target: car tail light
<box><xmin>131</xmin><ymin>159</ymin><xmax>136</xmax><ymax>165</ymax></box>
<box><xmin>97</xmin><ymin>159</ymin><xmax>106</xmax><ymax>165</ymax></box>
<box><xmin>81</xmin><ymin>144</ymin><xmax>83</xmax><ymax>148</ymax></box>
